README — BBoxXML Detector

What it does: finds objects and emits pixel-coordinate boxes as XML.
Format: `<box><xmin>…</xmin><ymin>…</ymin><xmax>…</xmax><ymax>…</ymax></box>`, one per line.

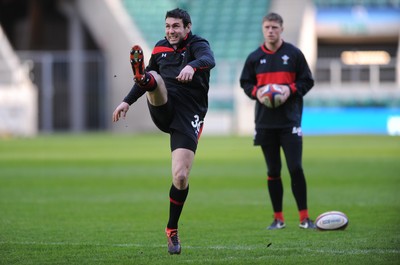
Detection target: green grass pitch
<box><xmin>0</xmin><ymin>133</ymin><xmax>399</xmax><ymax>264</ymax></box>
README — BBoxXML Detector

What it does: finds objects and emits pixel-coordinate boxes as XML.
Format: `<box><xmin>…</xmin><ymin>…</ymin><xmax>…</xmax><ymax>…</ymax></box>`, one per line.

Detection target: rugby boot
<box><xmin>130</xmin><ymin>45</ymin><xmax>145</xmax><ymax>83</ymax></box>
<box><xmin>165</xmin><ymin>228</ymin><xmax>181</xmax><ymax>255</ymax></box>
<box><xmin>267</xmin><ymin>219</ymin><xmax>286</xmax><ymax>230</ymax></box>
<box><xmin>299</xmin><ymin>218</ymin><xmax>316</xmax><ymax>229</ymax></box>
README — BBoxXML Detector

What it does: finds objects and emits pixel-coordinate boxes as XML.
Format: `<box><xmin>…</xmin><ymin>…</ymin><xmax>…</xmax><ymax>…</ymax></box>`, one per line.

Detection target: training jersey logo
<box><xmin>162</xmin><ymin>53</ymin><xmax>167</xmax><ymax>58</ymax></box>
<box><xmin>260</xmin><ymin>59</ymin><xmax>267</xmax><ymax>64</ymax></box>
<box><xmin>282</xmin><ymin>55</ymin><xmax>289</xmax><ymax>65</ymax></box>
<box><xmin>292</xmin><ymin>126</ymin><xmax>302</xmax><ymax>136</ymax></box>
<box><xmin>191</xmin><ymin>114</ymin><xmax>204</xmax><ymax>138</ymax></box>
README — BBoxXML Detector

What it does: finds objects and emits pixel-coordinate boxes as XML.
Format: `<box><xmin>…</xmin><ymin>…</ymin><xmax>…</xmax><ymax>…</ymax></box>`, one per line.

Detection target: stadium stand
<box><xmin>188</xmin><ymin>0</ymin><xmax>269</xmax><ymax>60</ymax></box>
<box><xmin>122</xmin><ymin>0</ymin><xmax>175</xmax><ymax>48</ymax></box>
<box><xmin>310</xmin><ymin>0</ymin><xmax>400</xmax><ymax>107</ymax></box>
<box><xmin>314</xmin><ymin>0</ymin><xmax>400</xmax><ymax>7</ymax></box>
<box><xmin>122</xmin><ymin>0</ymin><xmax>270</xmax><ymax>61</ymax></box>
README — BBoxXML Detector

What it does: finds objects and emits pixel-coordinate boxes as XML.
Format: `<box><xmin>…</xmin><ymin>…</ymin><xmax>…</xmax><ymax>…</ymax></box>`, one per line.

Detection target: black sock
<box><xmin>167</xmin><ymin>184</ymin><xmax>189</xmax><ymax>229</ymax></box>
<box><xmin>138</xmin><ymin>72</ymin><xmax>157</xmax><ymax>91</ymax></box>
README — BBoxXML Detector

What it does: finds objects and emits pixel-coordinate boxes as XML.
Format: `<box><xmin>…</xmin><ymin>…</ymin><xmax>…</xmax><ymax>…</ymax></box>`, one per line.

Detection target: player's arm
<box><xmin>178</xmin><ymin>41</ymin><xmax>215</xmax><ymax>82</ymax></box>
<box><xmin>240</xmin><ymin>57</ymin><xmax>258</xmax><ymax>100</ymax></box>
<box><xmin>187</xmin><ymin>41</ymin><xmax>216</xmax><ymax>71</ymax></box>
<box><xmin>274</xmin><ymin>55</ymin><xmax>313</xmax><ymax>104</ymax></box>
<box><xmin>123</xmin><ymin>84</ymin><xmax>146</xmax><ymax>105</ymax></box>
<box><xmin>112</xmin><ymin>84</ymin><xmax>146</xmax><ymax>122</ymax></box>
<box><xmin>291</xmin><ymin>51</ymin><xmax>314</xmax><ymax>97</ymax></box>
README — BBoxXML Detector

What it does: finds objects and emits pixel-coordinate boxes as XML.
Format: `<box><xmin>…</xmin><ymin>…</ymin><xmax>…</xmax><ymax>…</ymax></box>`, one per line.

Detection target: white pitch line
<box><xmin>0</xmin><ymin>241</ymin><xmax>399</xmax><ymax>255</ymax></box>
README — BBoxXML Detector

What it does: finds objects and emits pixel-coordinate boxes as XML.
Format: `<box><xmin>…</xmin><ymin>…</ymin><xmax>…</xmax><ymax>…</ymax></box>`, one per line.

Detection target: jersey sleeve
<box><xmin>187</xmin><ymin>40</ymin><xmax>215</xmax><ymax>71</ymax></box>
<box><xmin>291</xmin><ymin>50</ymin><xmax>314</xmax><ymax>97</ymax></box>
<box><xmin>123</xmin><ymin>84</ymin><xmax>146</xmax><ymax>105</ymax></box>
<box><xmin>240</xmin><ymin>54</ymin><xmax>258</xmax><ymax>100</ymax></box>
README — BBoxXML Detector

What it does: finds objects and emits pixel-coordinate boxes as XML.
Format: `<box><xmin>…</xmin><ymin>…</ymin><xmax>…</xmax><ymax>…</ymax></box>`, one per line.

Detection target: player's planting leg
<box><xmin>164</xmin><ymin>148</ymin><xmax>194</xmax><ymax>254</ymax></box>
<box><xmin>266</xmin><ymin>176</ymin><xmax>285</xmax><ymax>229</ymax></box>
<box><xmin>165</xmin><ymin>185</ymin><xmax>189</xmax><ymax>255</ymax></box>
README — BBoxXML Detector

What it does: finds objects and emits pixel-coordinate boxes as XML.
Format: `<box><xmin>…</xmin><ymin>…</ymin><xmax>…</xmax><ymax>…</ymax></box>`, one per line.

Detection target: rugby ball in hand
<box><xmin>315</xmin><ymin>211</ymin><xmax>349</xmax><ymax>231</ymax></box>
<box><xmin>258</xmin><ymin>84</ymin><xmax>285</xmax><ymax>108</ymax></box>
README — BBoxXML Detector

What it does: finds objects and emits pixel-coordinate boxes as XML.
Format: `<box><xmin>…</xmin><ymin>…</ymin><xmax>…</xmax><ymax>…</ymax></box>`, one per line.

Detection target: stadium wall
<box><xmin>76</xmin><ymin>0</ymin><xmax>154</xmax><ymax>133</ymax></box>
<box><xmin>0</xmin><ymin>26</ymin><xmax>37</xmax><ymax>137</ymax></box>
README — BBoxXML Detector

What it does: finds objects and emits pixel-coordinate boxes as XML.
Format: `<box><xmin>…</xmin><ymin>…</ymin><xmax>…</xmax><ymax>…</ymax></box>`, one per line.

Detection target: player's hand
<box><xmin>176</xmin><ymin>65</ymin><xmax>194</xmax><ymax>83</ymax></box>
<box><xmin>256</xmin><ymin>86</ymin><xmax>266</xmax><ymax>104</ymax></box>
<box><xmin>112</xmin><ymin>102</ymin><xmax>130</xmax><ymax>122</ymax></box>
<box><xmin>256</xmin><ymin>84</ymin><xmax>291</xmax><ymax>106</ymax></box>
<box><xmin>280</xmin><ymin>85</ymin><xmax>291</xmax><ymax>103</ymax></box>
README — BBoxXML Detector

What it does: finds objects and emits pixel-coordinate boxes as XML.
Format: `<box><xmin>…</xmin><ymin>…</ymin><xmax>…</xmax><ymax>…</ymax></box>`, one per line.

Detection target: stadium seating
<box><xmin>190</xmin><ymin>0</ymin><xmax>269</xmax><ymax>60</ymax></box>
<box><xmin>314</xmin><ymin>0</ymin><xmax>400</xmax><ymax>7</ymax></box>
<box><xmin>122</xmin><ymin>0</ymin><xmax>175</xmax><ymax>47</ymax></box>
<box><xmin>122</xmin><ymin>0</ymin><xmax>270</xmax><ymax>61</ymax></box>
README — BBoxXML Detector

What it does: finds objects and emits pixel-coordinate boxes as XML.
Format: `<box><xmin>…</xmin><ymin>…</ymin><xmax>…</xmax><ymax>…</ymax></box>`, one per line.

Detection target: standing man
<box><xmin>239</xmin><ymin>12</ymin><xmax>315</xmax><ymax>230</ymax></box>
<box><xmin>112</xmin><ymin>8</ymin><xmax>215</xmax><ymax>254</ymax></box>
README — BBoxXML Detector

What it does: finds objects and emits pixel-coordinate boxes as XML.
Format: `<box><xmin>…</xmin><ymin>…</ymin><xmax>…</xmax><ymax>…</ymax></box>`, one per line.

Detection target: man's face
<box><xmin>262</xmin><ymin>20</ymin><xmax>283</xmax><ymax>46</ymax></box>
<box><xmin>165</xmin><ymin>17</ymin><xmax>191</xmax><ymax>46</ymax></box>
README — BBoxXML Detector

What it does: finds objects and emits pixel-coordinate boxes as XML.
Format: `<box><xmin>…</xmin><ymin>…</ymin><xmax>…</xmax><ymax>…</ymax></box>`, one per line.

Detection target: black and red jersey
<box><xmin>124</xmin><ymin>32</ymin><xmax>215</xmax><ymax>111</ymax></box>
<box><xmin>147</xmin><ymin>32</ymin><xmax>215</xmax><ymax>109</ymax></box>
<box><xmin>240</xmin><ymin>41</ymin><xmax>314</xmax><ymax>129</ymax></box>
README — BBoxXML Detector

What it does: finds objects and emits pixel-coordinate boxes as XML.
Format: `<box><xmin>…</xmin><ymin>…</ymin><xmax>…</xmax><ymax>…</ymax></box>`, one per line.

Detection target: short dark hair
<box><xmin>165</xmin><ymin>8</ymin><xmax>192</xmax><ymax>27</ymax></box>
<box><xmin>263</xmin><ymin>12</ymin><xmax>283</xmax><ymax>26</ymax></box>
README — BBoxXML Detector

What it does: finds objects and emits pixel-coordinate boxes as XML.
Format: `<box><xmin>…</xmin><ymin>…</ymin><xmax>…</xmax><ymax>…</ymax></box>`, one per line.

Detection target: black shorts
<box><xmin>254</xmin><ymin>127</ymin><xmax>303</xmax><ymax>146</ymax></box>
<box><xmin>147</xmin><ymin>99</ymin><xmax>205</xmax><ymax>153</ymax></box>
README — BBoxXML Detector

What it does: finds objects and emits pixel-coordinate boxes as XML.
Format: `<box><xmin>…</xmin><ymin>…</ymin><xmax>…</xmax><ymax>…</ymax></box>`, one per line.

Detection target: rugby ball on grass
<box><xmin>258</xmin><ymin>84</ymin><xmax>285</xmax><ymax>108</ymax></box>
<box><xmin>315</xmin><ymin>211</ymin><xmax>349</xmax><ymax>231</ymax></box>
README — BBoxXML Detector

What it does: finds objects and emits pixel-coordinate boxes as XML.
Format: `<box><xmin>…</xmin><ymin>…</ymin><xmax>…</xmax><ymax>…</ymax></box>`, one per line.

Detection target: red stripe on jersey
<box><xmin>256</xmin><ymin>72</ymin><xmax>296</xmax><ymax>86</ymax></box>
<box><xmin>152</xmin><ymin>46</ymin><xmax>175</xmax><ymax>54</ymax></box>
<box><xmin>197</xmin><ymin>122</ymin><xmax>204</xmax><ymax>140</ymax></box>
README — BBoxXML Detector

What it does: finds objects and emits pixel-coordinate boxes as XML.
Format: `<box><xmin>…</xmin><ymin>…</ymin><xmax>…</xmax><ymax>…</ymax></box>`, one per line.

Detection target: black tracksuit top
<box><xmin>240</xmin><ymin>41</ymin><xmax>314</xmax><ymax>129</ymax></box>
<box><xmin>124</xmin><ymin>32</ymin><xmax>215</xmax><ymax>113</ymax></box>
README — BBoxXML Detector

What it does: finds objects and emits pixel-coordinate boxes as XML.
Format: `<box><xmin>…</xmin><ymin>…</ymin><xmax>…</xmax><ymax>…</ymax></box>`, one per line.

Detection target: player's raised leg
<box><xmin>146</xmin><ymin>70</ymin><xmax>168</xmax><ymax>106</ymax></box>
<box><xmin>130</xmin><ymin>45</ymin><xmax>167</xmax><ymax>106</ymax></box>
